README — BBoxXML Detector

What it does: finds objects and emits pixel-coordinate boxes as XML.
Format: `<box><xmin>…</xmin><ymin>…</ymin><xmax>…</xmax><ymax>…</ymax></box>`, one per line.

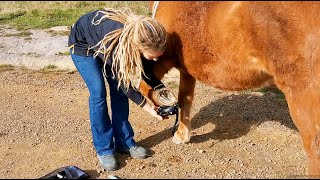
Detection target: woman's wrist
<box><xmin>142</xmin><ymin>102</ymin><xmax>154</xmax><ymax>111</ymax></box>
<box><xmin>142</xmin><ymin>103</ymin><xmax>163</xmax><ymax>120</ymax></box>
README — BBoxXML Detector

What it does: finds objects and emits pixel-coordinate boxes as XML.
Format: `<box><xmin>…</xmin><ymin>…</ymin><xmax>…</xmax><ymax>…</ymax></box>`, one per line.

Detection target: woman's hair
<box><xmin>90</xmin><ymin>7</ymin><xmax>167</xmax><ymax>91</ymax></box>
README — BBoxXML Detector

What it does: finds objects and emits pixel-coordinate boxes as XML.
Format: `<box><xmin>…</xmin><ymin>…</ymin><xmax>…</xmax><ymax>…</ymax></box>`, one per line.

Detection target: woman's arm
<box><xmin>141</xmin><ymin>58</ymin><xmax>166</xmax><ymax>90</ymax></box>
<box><xmin>119</xmin><ymin>83</ymin><xmax>163</xmax><ymax>120</ymax></box>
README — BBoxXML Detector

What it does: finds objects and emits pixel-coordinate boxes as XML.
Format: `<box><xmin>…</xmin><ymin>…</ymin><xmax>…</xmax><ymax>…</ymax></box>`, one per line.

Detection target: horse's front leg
<box><xmin>138</xmin><ymin>79</ymin><xmax>156</xmax><ymax>105</ymax></box>
<box><xmin>172</xmin><ymin>70</ymin><xmax>196</xmax><ymax>144</ymax></box>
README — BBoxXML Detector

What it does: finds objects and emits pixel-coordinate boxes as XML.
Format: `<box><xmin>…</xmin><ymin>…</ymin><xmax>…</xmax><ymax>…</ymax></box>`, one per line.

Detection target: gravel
<box><xmin>0</xmin><ymin>25</ymin><xmax>309</xmax><ymax>179</ymax></box>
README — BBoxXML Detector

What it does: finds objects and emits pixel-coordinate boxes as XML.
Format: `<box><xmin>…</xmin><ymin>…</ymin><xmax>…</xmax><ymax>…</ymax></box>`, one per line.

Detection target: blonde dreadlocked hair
<box><xmin>90</xmin><ymin>7</ymin><xmax>167</xmax><ymax>91</ymax></box>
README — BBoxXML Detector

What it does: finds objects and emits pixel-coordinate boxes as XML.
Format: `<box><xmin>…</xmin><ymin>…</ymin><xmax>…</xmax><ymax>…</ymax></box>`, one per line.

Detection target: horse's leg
<box><xmin>283</xmin><ymin>84</ymin><xmax>320</xmax><ymax>175</ymax></box>
<box><xmin>138</xmin><ymin>79</ymin><xmax>157</xmax><ymax>105</ymax></box>
<box><xmin>138</xmin><ymin>57</ymin><xmax>177</xmax><ymax>106</ymax></box>
<box><xmin>172</xmin><ymin>70</ymin><xmax>196</xmax><ymax>144</ymax></box>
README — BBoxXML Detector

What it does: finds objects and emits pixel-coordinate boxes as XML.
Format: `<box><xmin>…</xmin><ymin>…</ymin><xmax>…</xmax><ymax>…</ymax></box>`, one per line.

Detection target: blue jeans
<box><xmin>70</xmin><ymin>51</ymin><xmax>137</xmax><ymax>156</ymax></box>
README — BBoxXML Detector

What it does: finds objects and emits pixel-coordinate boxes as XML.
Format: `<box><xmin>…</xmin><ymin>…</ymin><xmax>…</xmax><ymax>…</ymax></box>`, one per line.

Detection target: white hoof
<box><xmin>172</xmin><ymin>135</ymin><xmax>183</xmax><ymax>144</ymax></box>
<box><xmin>172</xmin><ymin>133</ymin><xmax>190</xmax><ymax>144</ymax></box>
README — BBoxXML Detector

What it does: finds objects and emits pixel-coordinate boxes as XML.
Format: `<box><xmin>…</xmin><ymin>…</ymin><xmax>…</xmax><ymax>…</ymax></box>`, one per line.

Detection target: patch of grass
<box><xmin>0</xmin><ymin>10</ymin><xmax>26</xmax><ymax>21</ymax></box>
<box><xmin>40</xmin><ymin>67</ymin><xmax>70</xmax><ymax>74</ymax></box>
<box><xmin>1</xmin><ymin>9</ymin><xmax>85</xmax><ymax>30</ymax></box>
<box><xmin>23</xmin><ymin>52</ymin><xmax>41</xmax><ymax>58</ymax></box>
<box><xmin>275</xmin><ymin>92</ymin><xmax>286</xmax><ymax>103</ymax></box>
<box><xmin>66</xmin><ymin>70</ymin><xmax>77</xmax><ymax>74</ymax></box>
<box><xmin>0</xmin><ymin>1</ymin><xmax>149</xmax><ymax>30</ymax></box>
<box><xmin>256</xmin><ymin>87</ymin><xmax>286</xmax><ymax>103</ymax></box>
<box><xmin>46</xmin><ymin>29</ymin><xmax>70</xmax><ymax>37</ymax></box>
<box><xmin>256</xmin><ymin>88</ymin><xmax>270</xmax><ymax>94</ymax></box>
<box><xmin>0</xmin><ymin>64</ymin><xmax>14</xmax><ymax>72</ymax></box>
<box><xmin>2</xmin><ymin>31</ymin><xmax>32</xmax><ymax>37</ymax></box>
<box><xmin>238</xmin><ymin>89</ymin><xmax>253</xmax><ymax>95</ymax></box>
<box><xmin>40</xmin><ymin>65</ymin><xmax>70</xmax><ymax>73</ymax></box>
<box><xmin>56</xmin><ymin>52</ymin><xmax>70</xmax><ymax>56</ymax></box>
<box><xmin>167</xmin><ymin>81</ymin><xmax>179</xmax><ymax>89</ymax></box>
<box><xmin>24</xmin><ymin>37</ymin><xmax>32</xmax><ymax>41</ymax></box>
<box><xmin>18</xmin><ymin>66</ymin><xmax>29</xmax><ymax>70</ymax></box>
<box><xmin>41</xmin><ymin>64</ymin><xmax>58</xmax><ymax>72</ymax></box>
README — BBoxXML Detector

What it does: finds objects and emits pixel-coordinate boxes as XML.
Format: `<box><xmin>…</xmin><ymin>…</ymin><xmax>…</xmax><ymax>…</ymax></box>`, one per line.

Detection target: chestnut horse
<box><xmin>138</xmin><ymin>1</ymin><xmax>320</xmax><ymax>175</ymax></box>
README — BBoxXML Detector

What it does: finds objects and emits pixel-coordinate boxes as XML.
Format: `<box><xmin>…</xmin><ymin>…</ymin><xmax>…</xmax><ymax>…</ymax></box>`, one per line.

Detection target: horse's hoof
<box><xmin>172</xmin><ymin>135</ymin><xmax>183</xmax><ymax>144</ymax></box>
<box><xmin>172</xmin><ymin>133</ymin><xmax>190</xmax><ymax>144</ymax></box>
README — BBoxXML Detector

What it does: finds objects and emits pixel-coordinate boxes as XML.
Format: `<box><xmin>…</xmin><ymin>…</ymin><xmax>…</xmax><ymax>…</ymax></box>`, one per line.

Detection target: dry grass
<box><xmin>0</xmin><ymin>64</ymin><xmax>14</xmax><ymax>73</ymax></box>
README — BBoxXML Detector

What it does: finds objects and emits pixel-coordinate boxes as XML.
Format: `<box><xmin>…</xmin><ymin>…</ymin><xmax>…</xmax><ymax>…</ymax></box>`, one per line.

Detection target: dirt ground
<box><xmin>0</xmin><ymin>25</ymin><xmax>310</xmax><ymax>179</ymax></box>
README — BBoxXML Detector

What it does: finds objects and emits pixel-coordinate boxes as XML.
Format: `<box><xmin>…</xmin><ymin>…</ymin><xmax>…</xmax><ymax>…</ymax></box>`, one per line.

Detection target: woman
<box><xmin>68</xmin><ymin>7</ymin><xmax>168</xmax><ymax>171</ymax></box>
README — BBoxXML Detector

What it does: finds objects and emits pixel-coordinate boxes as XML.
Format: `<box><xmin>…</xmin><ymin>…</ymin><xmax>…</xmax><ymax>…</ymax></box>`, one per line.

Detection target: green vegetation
<box><xmin>1</xmin><ymin>31</ymin><xmax>32</xmax><ymax>37</ymax></box>
<box><xmin>46</xmin><ymin>29</ymin><xmax>70</xmax><ymax>37</ymax></box>
<box><xmin>256</xmin><ymin>87</ymin><xmax>286</xmax><ymax>103</ymax></box>
<box><xmin>168</xmin><ymin>81</ymin><xmax>179</xmax><ymax>89</ymax></box>
<box><xmin>0</xmin><ymin>1</ymin><xmax>150</xmax><ymax>30</ymax></box>
<box><xmin>41</xmin><ymin>64</ymin><xmax>58</xmax><ymax>72</ymax></box>
<box><xmin>56</xmin><ymin>52</ymin><xmax>70</xmax><ymax>56</ymax></box>
<box><xmin>237</xmin><ymin>89</ymin><xmax>253</xmax><ymax>95</ymax></box>
<box><xmin>24</xmin><ymin>37</ymin><xmax>33</xmax><ymax>41</ymax></box>
<box><xmin>41</xmin><ymin>64</ymin><xmax>72</xmax><ymax>74</ymax></box>
<box><xmin>24</xmin><ymin>52</ymin><xmax>41</xmax><ymax>58</ymax></box>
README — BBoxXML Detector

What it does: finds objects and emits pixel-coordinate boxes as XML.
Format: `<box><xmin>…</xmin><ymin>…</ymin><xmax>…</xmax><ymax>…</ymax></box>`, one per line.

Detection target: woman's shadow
<box><xmin>138</xmin><ymin>90</ymin><xmax>297</xmax><ymax>149</ymax></box>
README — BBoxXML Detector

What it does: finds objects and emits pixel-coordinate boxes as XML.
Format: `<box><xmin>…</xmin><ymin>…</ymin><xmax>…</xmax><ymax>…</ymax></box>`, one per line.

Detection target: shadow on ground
<box><xmin>85</xmin><ymin>169</ymin><xmax>100</xmax><ymax>179</ymax></box>
<box><xmin>139</xmin><ymin>92</ymin><xmax>296</xmax><ymax>149</ymax></box>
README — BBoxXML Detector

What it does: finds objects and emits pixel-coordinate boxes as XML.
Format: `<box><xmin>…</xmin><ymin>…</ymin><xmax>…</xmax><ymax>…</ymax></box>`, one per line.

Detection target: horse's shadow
<box><xmin>139</xmin><ymin>90</ymin><xmax>297</xmax><ymax>149</ymax></box>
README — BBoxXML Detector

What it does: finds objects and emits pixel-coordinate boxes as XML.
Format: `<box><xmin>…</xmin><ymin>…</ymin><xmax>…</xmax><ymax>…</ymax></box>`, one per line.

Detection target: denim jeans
<box><xmin>70</xmin><ymin>51</ymin><xmax>137</xmax><ymax>156</ymax></box>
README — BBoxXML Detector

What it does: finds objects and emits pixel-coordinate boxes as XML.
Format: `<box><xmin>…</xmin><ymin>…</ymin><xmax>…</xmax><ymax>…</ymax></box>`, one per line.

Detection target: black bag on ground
<box><xmin>39</xmin><ymin>166</ymin><xmax>90</xmax><ymax>179</ymax></box>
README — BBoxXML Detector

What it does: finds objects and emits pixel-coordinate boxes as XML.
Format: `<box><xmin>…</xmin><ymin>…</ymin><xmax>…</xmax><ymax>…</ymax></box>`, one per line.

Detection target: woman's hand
<box><xmin>142</xmin><ymin>103</ymin><xmax>163</xmax><ymax>120</ymax></box>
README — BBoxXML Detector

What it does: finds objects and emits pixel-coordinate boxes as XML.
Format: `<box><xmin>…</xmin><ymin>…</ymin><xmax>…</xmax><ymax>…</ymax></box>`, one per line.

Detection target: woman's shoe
<box><xmin>97</xmin><ymin>154</ymin><xmax>117</xmax><ymax>171</ymax></box>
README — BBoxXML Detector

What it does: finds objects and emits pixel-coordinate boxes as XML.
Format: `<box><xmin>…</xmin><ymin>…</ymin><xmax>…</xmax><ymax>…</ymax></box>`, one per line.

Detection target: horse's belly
<box><xmin>187</xmin><ymin>62</ymin><xmax>274</xmax><ymax>91</ymax></box>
